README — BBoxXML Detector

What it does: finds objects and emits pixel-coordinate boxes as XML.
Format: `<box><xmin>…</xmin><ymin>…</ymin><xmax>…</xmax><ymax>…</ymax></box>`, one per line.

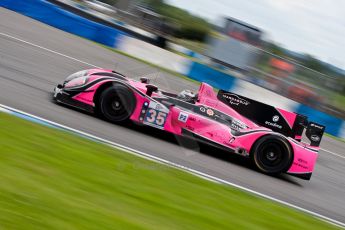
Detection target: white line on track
<box><xmin>1</xmin><ymin>103</ymin><xmax>345</xmax><ymax>228</ymax></box>
<box><xmin>1</xmin><ymin>32</ymin><xmax>345</xmax><ymax>226</ymax></box>
<box><xmin>321</xmin><ymin>148</ymin><xmax>345</xmax><ymax>159</ymax></box>
<box><xmin>0</xmin><ymin>32</ymin><xmax>100</xmax><ymax>68</ymax></box>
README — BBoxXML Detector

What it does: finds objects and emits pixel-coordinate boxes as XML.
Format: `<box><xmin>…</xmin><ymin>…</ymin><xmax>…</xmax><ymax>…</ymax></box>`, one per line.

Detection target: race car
<box><xmin>53</xmin><ymin>68</ymin><xmax>325</xmax><ymax>180</ymax></box>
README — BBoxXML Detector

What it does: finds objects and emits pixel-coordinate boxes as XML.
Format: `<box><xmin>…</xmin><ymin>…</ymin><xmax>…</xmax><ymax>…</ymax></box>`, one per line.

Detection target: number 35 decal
<box><xmin>144</xmin><ymin>109</ymin><xmax>167</xmax><ymax>127</ymax></box>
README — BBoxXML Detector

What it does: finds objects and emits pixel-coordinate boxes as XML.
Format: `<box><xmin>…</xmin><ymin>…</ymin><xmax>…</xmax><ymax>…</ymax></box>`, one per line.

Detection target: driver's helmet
<box><xmin>177</xmin><ymin>90</ymin><xmax>197</xmax><ymax>103</ymax></box>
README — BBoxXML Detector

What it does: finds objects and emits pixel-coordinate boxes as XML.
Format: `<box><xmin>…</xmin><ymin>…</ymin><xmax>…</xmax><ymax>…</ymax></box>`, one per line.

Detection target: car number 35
<box><xmin>145</xmin><ymin>109</ymin><xmax>167</xmax><ymax>126</ymax></box>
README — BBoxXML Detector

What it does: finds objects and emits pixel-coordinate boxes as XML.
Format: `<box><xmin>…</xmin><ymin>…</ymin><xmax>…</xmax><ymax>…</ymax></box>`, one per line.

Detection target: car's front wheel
<box><xmin>98</xmin><ymin>84</ymin><xmax>136</xmax><ymax>123</ymax></box>
<box><xmin>251</xmin><ymin>135</ymin><xmax>293</xmax><ymax>175</ymax></box>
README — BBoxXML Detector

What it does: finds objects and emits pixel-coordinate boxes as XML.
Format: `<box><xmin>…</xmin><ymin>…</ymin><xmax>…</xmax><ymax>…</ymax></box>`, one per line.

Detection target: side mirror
<box><xmin>145</xmin><ymin>84</ymin><xmax>158</xmax><ymax>97</ymax></box>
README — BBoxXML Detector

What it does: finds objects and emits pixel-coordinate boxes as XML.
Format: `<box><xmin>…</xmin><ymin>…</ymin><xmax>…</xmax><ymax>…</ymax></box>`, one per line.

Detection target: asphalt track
<box><xmin>1</xmin><ymin>8</ymin><xmax>345</xmax><ymax>225</ymax></box>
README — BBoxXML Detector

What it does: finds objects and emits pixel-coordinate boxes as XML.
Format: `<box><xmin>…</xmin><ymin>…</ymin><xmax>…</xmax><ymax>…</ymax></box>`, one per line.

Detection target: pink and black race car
<box><xmin>53</xmin><ymin>69</ymin><xmax>325</xmax><ymax>180</ymax></box>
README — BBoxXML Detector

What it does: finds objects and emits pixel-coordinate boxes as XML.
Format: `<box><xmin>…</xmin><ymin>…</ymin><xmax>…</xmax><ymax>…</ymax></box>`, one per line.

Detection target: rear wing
<box><xmin>217</xmin><ymin>90</ymin><xmax>325</xmax><ymax>146</ymax></box>
<box><xmin>306</xmin><ymin>122</ymin><xmax>325</xmax><ymax>147</ymax></box>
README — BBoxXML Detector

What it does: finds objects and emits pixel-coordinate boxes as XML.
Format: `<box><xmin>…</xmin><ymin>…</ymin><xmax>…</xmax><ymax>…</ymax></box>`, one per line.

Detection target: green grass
<box><xmin>172</xmin><ymin>38</ymin><xmax>206</xmax><ymax>54</ymax></box>
<box><xmin>331</xmin><ymin>93</ymin><xmax>345</xmax><ymax>112</ymax></box>
<box><xmin>0</xmin><ymin>113</ymin><xmax>340</xmax><ymax>230</ymax></box>
<box><xmin>325</xmin><ymin>133</ymin><xmax>345</xmax><ymax>143</ymax></box>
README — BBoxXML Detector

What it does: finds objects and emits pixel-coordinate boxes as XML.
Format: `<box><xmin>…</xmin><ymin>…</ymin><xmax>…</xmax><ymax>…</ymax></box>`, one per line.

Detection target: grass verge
<box><xmin>0</xmin><ymin>112</ymin><xmax>340</xmax><ymax>229</ymax></box>
<box><xmin>325</xmin><ymin>133</ymin><xmax>345</xmax><ymax>143</ymax></box>
<box><xmin>171</xmin><ymin>38</ymin><xmax>206</xmax><ymax>54</ymax></box>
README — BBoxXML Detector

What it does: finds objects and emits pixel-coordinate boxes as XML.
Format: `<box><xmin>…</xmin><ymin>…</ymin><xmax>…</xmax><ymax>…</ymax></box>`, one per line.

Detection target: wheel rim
<box><xmin>99</xmin><ymin>85</ymin><xmax>136</xmax><ymax>123</ymax></box>
<box><xmin>105</xmin><ymin>94</ymin><xmax>128</xmax><ymax>119</ymax></box>
<box><xmin>111</xmin><ymin>99</ymin><xmax>122</xmax><ymax>111</ymax></box>
<box><xmin>257</xmin><ymin>141</ymin><xmax>285</xmax><ymax>170</ymax></box>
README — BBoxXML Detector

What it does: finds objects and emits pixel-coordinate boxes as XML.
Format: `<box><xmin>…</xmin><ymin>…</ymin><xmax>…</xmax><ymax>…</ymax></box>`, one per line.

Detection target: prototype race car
<box><xmin>53</xmin><ymin>68</ymin><xmax>325</xmax><ymax>180</ymax></box>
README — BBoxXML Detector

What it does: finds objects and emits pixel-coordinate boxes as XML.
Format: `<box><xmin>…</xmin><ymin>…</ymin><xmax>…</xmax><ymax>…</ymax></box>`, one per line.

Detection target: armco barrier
<box><xmin>187</xmin><ymin>61</ymin><xmax>237</xmax><ymax>91</ymax></box>
<box><xmin>0</xmin><ymin>0</ymin><xmax>126</xmax><ymax>48</ymax></box>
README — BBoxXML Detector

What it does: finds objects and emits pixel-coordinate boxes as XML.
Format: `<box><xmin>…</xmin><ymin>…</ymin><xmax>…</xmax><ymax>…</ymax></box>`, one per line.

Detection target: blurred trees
<box><xmin>265</xmin><ymin>42</ymin><xmax>284</xmax><ymax>56</ymax></box>
<box><xmin>302</xmin><ymin>55</ymin><xmax>325</xmax><ymax>73</ymax></box>
<box><xmin>141</xmin><ymin>0</ymin><xmax>211</xmax><ymax>41</ymax></box>
<box><xmin>96</xmin><ymin>0</ymin><xmax>211</xmax><ymax>41</ymax></box>
<box><xmin>97</xmin><ymin>0</ymin><xmax>118</xmax><ymax>5</ymax></box>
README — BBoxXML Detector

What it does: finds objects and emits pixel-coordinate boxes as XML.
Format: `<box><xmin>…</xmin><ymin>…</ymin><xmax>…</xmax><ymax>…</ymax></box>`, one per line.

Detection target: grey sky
<box><xmin>167</xmin><ymin>0</ymin><xmax>345</xmax><ymax>69</ymax></box>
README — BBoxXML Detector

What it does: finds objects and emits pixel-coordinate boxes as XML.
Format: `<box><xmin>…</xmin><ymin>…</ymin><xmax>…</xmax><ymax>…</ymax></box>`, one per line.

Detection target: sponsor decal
<box><xmin>231</xmin><ymin>119</ymin><xmax>247</xmax><ymax>130</ymax></box>
<box><xmin>142</xmin><ymin>101</ymin><xmax>169</xmax><ymax>129</ymax></box>
<box><xmin>206</xmin><ymin>109</ymin><xmax>214</xmax><ymax>116</ymax></box>
<box><xmin>264</xmin><ymin>115</ymin><xmax>282</xmax><ymax>129</ymax></box>
<box><xmin>311</xmin><ymin>134</ymin><xmax>320</xmax><ymax>142</ymax></box>
<box><xmin>178</xmin><ymin>112</ymin><xmax>189</xmax><ymax>123</ymax></box>
<box><xmin>293</xmin><ymin>162</ymin><xmax>308</xmax><ymax>170</ymax></box>
<box><xmin>200</xmin><ymin>107</ymin><xmax>206</xmax><ymax>112</ymax></box>
<box><xmin>148</xmin><ymin>101</ymin><xmax>169</xmax><ymax>113</ymax></box>
<box><xmin>265</xmin><ymin>121</ymin><xmax>282</xmax><ymax>129</ymax></box>
<box><xmin>155</xmin><ymin>104</ymin><xmax>163</xmax><ymax>110</ymax></box>
<box><xmin>222</xmin><ymin>93</ymin><xmax>250</xmax><ymax>106</ymax></box>
<box><xmin>310</xmin><ymin>123</ymin><xmax>323</xmax><ymax>130</ymax></box>
<box><xmin>272</xmin><ymin>115</ymin><xmax>279</xmax><ymax>122</ymax></box>
<box><xmin>144</xmin><ymin>108</ymin><xmax>167</xmax><ymax>128</ymax></box>
<box><xmin>186</xmin><ymin>125</ymin><xmax>194</xmax><ymax>131</ymax></box>
<box><xmin>298</xmin><ymin>158</ymin><xmax>308</xmax><ymax>164</ymax></box>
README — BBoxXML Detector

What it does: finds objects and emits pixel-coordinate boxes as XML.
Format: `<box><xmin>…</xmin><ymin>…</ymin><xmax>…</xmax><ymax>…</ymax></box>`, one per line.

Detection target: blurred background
<box><xmin>47</xmin><ymin>0</ymin><xmax>345</xmax><ymax>119</ymax></box>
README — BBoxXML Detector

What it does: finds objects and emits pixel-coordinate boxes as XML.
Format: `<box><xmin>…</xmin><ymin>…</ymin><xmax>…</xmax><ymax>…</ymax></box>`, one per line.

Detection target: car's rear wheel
<box><xmin>98</xmin><ymin>84</ymin><xmax>136</xmax><ymax>123</ymax></box>
<box><xmin>251</xmin><ymin>135</ymin><xmax>293</xmax><ymax>175</ymax></box>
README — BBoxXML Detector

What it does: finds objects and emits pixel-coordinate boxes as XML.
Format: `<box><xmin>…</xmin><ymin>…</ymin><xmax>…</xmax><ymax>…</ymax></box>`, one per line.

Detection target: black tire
<box><xmin>98</xmin><ymin>84</ymin><xmax>136</xmax><ymax>123</ymax></box>
<box><xmin>251</xmin><ymin>135</ymin><xmax>293</xmax><ymax>175</ymax></box>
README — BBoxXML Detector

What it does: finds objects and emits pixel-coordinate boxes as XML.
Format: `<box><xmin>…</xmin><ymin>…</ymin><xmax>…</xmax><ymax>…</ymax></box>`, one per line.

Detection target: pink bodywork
<box><xmin>72</xmin><ymin>69</ymin><xmax>318</xmax><ymax>176</ymax></box>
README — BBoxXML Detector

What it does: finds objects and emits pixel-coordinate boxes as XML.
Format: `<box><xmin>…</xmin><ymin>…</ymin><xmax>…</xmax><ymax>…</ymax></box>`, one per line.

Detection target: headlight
<box><xmin>64</xmin><ymin>70</ymin><xmax>89</xmax><ymax>88</ymax></box>
<box><xmin>64</xmin><ymin>76</ymin><xmax>89</xmax><ymax>88</ymax></box>
<box><xmin>65</xmin><ymin>70</ymin><xmax>88</xmax><ymax>83</ymax></box>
